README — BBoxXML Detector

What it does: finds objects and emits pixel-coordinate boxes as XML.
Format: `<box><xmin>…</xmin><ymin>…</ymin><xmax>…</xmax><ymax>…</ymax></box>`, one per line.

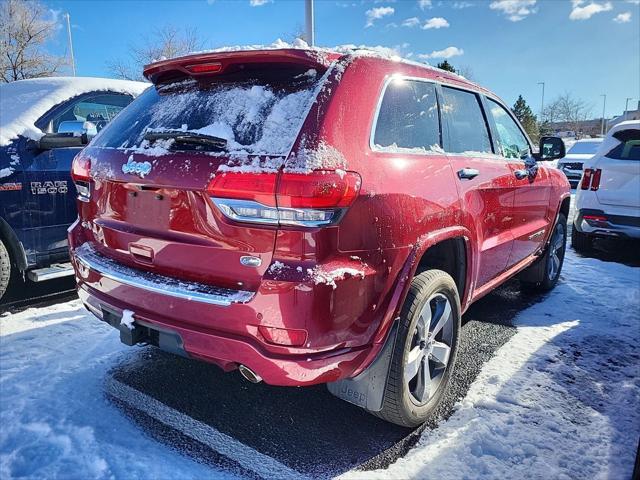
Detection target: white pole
<box><xmin>625</xmin><ymin>97</ymin><xmax>633</xmax><ymax>121</ymax></box>
<box><xmin>537</xmin><ymin>81</ymin><xmax>545</xmax><ymax>119</ymax></box>
<box><xmin>305</xmin><ymin>0</ymin><xmax>314</xmax><ymax>46</ymax></box>
<box><xmin>65</xmin><ymin>13</ymin><xmax>76</xmax><ymax>76</ymax></box>
<box><xmin>600</xmin><ymin>94</ymin><xmax>606</xmax><ymax>135</ymax></box>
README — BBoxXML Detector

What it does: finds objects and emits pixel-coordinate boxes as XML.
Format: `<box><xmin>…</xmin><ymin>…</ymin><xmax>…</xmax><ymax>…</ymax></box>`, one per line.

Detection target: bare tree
<box><xmin>107</xmin><ymin>26</ymin><xmax>205</xmax><ymax>81</ymax></box>
<box><xmin>456</xmin><ymin>65</ymin><xmax>476</xmax><ymax>82</ymax></box>
<box><xmin>542</xmin><ymin>93</ymin><xmax>592</xmax><ymax>134</ymax></box>
<box><xmin>0</xmin><ymin>0</ymin><xmax>66</xmax><ymax>82</ymax></box>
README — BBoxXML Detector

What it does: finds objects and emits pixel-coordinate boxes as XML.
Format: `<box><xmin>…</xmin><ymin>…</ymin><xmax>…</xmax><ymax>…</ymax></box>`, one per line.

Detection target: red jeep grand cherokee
<box><xmin>68</xmin><ymin>48</ymin><xmax>570</xmax><ymax>427</ymax></box>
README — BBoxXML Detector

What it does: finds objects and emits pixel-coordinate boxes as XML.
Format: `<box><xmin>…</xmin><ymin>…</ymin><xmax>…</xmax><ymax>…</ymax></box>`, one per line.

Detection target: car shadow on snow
<box><xmin>104</xmin><ymin>277</ymin><xmax>557</xmax><ymax>478</ymax></box>
<box><xmin>572</xmin><ymin>238</ymin><xmax>640</xmax><ymax>268</ymax></box>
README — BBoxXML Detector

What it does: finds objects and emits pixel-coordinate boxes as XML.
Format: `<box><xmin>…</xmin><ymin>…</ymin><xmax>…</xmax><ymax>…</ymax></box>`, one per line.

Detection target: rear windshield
<box><xmin>92</xmin><ymin>68</ymin><xmax>324</xmax><ymax>156</ymax></box>
<box><xmin>605</xmin><ymin>130</ymin><xmax>640</xmax><ymax>161</ymax></box>
<box><xmin>568</xmin><ymin>141</ymin><xmax>601</xmax><ymax>154</ymax></box>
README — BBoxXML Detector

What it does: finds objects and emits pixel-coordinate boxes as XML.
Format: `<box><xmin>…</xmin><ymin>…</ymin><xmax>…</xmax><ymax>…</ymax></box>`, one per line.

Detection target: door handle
<box><xmin>457</xmin><ymin>168</ymin><xmax>479</xmax><ymax>180</ymax></box>
<box><xmin>514</xmin><ymin>169</ymin><xmax>529</xmax><ymax>180</ymax></box>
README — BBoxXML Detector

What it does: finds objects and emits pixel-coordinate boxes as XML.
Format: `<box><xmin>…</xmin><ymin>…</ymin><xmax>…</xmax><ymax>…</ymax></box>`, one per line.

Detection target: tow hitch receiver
<box><xmin>102</xmin><ymin>309</ymin><xmax>145</xmax><ymax>346</ymax></box>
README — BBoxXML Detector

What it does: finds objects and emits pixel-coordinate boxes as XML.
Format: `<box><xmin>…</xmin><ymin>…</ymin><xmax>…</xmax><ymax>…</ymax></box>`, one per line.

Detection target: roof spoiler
<box><xmin>143</xmin><ymin>49</ymin><xmax>341</xmax><ymax>84</ymax></box>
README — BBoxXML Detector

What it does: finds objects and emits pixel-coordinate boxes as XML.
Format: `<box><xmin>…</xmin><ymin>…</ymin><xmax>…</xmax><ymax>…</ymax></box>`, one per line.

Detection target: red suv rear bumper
<box><xmin>69</xmin><ymin>225</ymin><xmax>381</xmax><ymax>387</ymax></box>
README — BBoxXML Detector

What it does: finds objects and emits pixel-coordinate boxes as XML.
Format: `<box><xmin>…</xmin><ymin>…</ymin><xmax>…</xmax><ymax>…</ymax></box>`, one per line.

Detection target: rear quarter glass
<box><xmin>91</xmin><ymin>67</ymin><xmax>328</xmax><ymax>157</ymax></box>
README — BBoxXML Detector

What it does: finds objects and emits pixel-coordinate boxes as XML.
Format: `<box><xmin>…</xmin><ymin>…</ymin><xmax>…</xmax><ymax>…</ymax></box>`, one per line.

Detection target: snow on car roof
<box><xmin>0</xmin><ymin>76</ymin><xmax>149</xmax><ymax>147</ymax></box>
<box><xmin>182</xmin><ymin>38</ymin><xmax>476</xmax><ymax>85</ymax></box>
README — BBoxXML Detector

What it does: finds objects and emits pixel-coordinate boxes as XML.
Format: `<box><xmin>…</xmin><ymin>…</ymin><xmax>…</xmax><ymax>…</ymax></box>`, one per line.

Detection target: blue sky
<box><xmin>44</xmin><ymin>0</ymin><xmax>639</xmax><ymax>119</ymax></box>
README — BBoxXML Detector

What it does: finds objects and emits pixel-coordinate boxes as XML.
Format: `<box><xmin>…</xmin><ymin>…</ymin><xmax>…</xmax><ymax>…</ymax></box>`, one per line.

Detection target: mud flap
<box><xmin>326</xmin><ymin>322</ymin><xmax>398</xmax><ymax>412</ymax></box>
<box><xmin>517</xmin><ymin>253</ymin><xmax>546</xmax><ymax>283</ymax></box>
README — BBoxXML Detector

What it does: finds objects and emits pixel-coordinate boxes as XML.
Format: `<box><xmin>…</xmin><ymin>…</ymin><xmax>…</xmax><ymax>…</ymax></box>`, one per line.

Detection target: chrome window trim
<box><xmin>368</xmin><ymin>74</ymin><xmax>533</xmax><ymax>158</ymax></box>
<box><xmin>74</xmin><ymin>243</ymin><xmax>254</xmax><ymax>306</ymax></box>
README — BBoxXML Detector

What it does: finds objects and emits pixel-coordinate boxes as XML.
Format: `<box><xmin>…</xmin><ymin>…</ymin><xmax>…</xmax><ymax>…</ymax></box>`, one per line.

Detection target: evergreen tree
<box><xmin>436</xmin><ymin>60</ymin><xmax>456</xmax><ymax>73</ymax></box>
<box><xmin>512</xmin><ymin>95</ymin><xmax>540</xmax><ymax>142</ymax></box>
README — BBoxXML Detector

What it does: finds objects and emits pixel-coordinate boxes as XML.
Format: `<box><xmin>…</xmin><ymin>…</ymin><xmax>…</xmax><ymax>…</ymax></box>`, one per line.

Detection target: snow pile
<box><xmin>373</xmin><ymin>143</ymin><xmax>445</xmax><ymax>155</ymax></box>
<box><xmin>118</xmin><ymin>81</ymin><xmax>322</xmax><ymax>157</ymax></box>
<box><xmin>267</xmin><ymin>261</ymin><xmax>288</xmax><ymax>276</ymax></box>
<box><xmin>216</xmin><ymin>155</ymin><xmax>283</xmax><ymax>174</ymax></box>
<box><xmin>285</xmin><ymin>141</ymin><xmax>348</xmax><ymax>172</ymax></box>
<box><xmin>188</xmin><ymin>39</ymin><xmax>472</xmax><ymax>83</ymax></box>
<box><xmin>120</xmin><ymin>310</ymin><xmax>136</xmax><ymax>330</ymax></box>
<box><xmin>0</xmin><ymin>77</ymin><xmax>149</xmax><ymax>147</ymax></box>
<box><xmin>308</xmin><ymin>266</ymin><xmax>366</xmax><ymax>289</ymax></box>
<box><xmin>0</xmin><ymin>300</ymin><xmax>237</xmax><ymax>479</ymax></box>
<box><xmin>343</xmin><ymin>248</ymin><xmax>640</xmax><ymax>479</ymax></box>
<box><xmin>0</xmin><ymin>167</ymin><xmax>15</xmax><ymax>179</ymax></box>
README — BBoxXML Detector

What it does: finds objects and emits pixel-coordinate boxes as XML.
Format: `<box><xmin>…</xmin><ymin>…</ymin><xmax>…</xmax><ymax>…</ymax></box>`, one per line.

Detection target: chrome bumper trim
<box><xmin>73</xmin><ymin>243</ymin><xmax>254</xmax><ymax>306</ymax></box>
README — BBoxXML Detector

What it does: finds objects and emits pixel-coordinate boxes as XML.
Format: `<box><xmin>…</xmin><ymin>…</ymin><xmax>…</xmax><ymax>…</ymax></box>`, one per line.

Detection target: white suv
<box><xmin>572</xmin><ymin>120</ymin><xmax>640</xmax><ymax>251</ymax></box>
<box><xmin>558</xmin><ymin>138</ymin><xmax>603</xmax><ymax>188</ymax></box>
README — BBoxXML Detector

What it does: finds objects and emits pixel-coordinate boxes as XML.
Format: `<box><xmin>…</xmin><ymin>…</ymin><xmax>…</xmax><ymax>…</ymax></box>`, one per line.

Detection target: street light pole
<box><xmin>625</xmin><ymin>97</ymin><xmax>633</xmax><ymax>121</ymax></box>
<box><xmin>537</xmin><ymin>81</ymin><xmax>545</xmax><ymax>119</ymax></box>
<box><xmin>600</xmin><ymin>94</ymin><xmax>607</xmax><ymax>135</ymax></box>
<box><xmin>305</xmin><ymin>0</ymin><xmax>315</xmax><ymax>46</ymax></box>
<box><xmin>64</xmin><ymin>13</ymin><xmax>76</xmax><ymax>76</ymax></box>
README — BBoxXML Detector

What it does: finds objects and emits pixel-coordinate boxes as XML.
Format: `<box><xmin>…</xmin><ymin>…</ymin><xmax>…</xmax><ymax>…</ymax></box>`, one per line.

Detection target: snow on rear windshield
<box><xmin>92</xmin><ymin>71</ymin><xmax>323</xmax><ymax>156</ymax></box>
<box><xmin>568</xmin><ymin>141</ymin><xmax>601</xmax><ymax>155</ymax></box>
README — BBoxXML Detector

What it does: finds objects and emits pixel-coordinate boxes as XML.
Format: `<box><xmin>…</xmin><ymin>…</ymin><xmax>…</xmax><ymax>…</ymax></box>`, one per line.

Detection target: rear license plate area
<box><xmin>126</xmin><ymin>190</ymin><xmax>170</xmax><ymax>229</ymax></box>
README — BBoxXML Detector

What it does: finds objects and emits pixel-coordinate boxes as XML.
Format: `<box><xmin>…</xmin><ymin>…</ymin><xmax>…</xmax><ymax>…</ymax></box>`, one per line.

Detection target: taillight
<box><xmin>71</xmin><ymin>156</ymin><xmax>91</xmax><ymax>202</ymax></box>
<box><xmin>185</xmin><ymin>62</ymin><xmax>222</xmax><ymax>74</ymax></box>
<box><xmin>580</xmin><ymin>168</ymin><xmax>601</xmax><ymax>191</ymax></box>
<box><xmin>207</xmin><ymin>170</ymin><xmax>361</xmax><ymax>228</ymax></box>
<box><xmin>71</xmin><ymin>156</ymin><xmax>91</xmax><ymax>181</ymax></box>
<box><xmin>590</xmin><ymin>169</ymin><xmax>601</xmax><ymax>191</ymax></box>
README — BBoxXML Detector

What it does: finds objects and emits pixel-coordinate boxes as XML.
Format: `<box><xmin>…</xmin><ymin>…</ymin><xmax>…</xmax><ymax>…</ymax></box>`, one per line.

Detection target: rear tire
<box><xmin>521</xmin><ymin>213</ymin><xmax>567</xmax><ymax>292</ymax></box>
<box><xmin>375</xmin><ymin>269</ymin><xmax>461</xmax><ymax>427</ymax></box>
<box><xmin>571</xmin><ymin>227</ymin><xmax>593</xmax><ymax>253</ymax></box>
<box><xmin>0</xmin><ymin>239</ymin><xmax>11</xmax><ymax>301</ymax></box>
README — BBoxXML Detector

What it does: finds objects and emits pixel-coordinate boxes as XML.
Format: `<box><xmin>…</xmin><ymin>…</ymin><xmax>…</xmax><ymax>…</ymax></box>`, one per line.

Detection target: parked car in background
<box><xmin>0</xmin><ymin>77</ymin><xmax>148</xmax><ymax>300</ymax></box>
<box><xmin>68</xmin><ymin>48</ymin><xmax>569</xmax><ymax>427</ymax></box>
<box><xmin>557</xmin><ymin>138</ymin><xmax>603</xmax><ymax>187</ymax></box>
<box><xmin>572</xmin><ymin>120</ymin><xmax>640</xmax><ymax>251</ymax></box>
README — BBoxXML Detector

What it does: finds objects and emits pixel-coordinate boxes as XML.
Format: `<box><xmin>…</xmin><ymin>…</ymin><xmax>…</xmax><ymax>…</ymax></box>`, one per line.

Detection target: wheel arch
<box><xmin>0</xmin><ymin>217</ymin><xmax>28</xmax><ymax>271</ymax></box>
<box><xmin>410</xmin><ymin>226</ymin><xmax>475</xmax><ymax>312</ymax></box>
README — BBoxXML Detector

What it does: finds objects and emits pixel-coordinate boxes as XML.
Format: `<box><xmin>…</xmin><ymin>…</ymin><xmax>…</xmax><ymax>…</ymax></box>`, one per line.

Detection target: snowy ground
<box><xmin>1</xmin><ymin>247</ymin><xmax>638</xmax><ymax>479</ymax></box>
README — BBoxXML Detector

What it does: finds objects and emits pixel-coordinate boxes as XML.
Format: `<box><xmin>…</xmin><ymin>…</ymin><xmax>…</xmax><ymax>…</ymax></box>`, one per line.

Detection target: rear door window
<box><xmin>486</xmin><ymin>98</ymin><xmax>530</xmax><ymax>159</ymax></box>
<box><xmin>373</xmin><ymin>79</ymin><xmax>440</xmax><ymax>152</ymax></box>
<box><xmin>92</xmin><ymin>69</ymin><xmax>324</xmax><ymax>156</ymax></box>
<box><xmin>440</xmin><ymin>87</ymin><xmax>492</xmax><ymax>154</ymax></box>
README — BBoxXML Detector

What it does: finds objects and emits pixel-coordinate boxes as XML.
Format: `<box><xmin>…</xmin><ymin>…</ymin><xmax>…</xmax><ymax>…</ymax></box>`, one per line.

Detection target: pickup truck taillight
<box><xmin>71</xmin><ymin>156</ymin><xmax>91</xmax><ymax>202</ymax></box>
<box><xmin>207</xmin><ymin>170</ymin><xmax>361</xmax><ymax>228</ymax></box>
<box><xmin>580</xmin><ymin>168</ymin><xmax>601</xmax><ymax>191</ymax></box>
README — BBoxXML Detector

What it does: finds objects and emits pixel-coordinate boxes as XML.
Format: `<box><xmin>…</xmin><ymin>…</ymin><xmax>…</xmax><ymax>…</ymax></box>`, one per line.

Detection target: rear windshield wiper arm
<box><xmin>144</xmin><ymin>131</ymin><xmax>227</xmax><ymax>151</ymax></box>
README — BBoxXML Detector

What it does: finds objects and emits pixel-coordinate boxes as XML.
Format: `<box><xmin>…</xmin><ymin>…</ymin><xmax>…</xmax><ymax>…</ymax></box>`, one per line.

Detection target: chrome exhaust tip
<box><xmin>238</xmin><ymin>364</ymin><xmax>262</xmax><ymax>383</ymax></box>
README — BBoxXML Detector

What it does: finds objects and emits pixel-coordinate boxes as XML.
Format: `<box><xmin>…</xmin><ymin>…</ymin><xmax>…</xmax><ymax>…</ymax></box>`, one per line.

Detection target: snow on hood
<box><xmin>0</xmin><ymin>77</ymin><xmax>149</xmax><ymax>147</ymax></box>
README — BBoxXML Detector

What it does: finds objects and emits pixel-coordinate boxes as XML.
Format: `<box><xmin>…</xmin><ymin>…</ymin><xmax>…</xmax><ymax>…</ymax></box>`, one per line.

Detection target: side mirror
<box><xmin>38</xmin><ymin>132</ymin><xmax>86</xmax><ymax>150</ymax></box>
<box><xmin>38</xmin><ymin>121</ymin><xmax>97</xmax><ymax>150</ymax></box>
<box><xmin>58</xmin><ymin>120</ymin><xmax>98</xmax><ymax>140</ymax></box>
<box><xmin>536</xmin><ymin>136</ymin><xmax>566</xmax><ymax>161</ymax></box>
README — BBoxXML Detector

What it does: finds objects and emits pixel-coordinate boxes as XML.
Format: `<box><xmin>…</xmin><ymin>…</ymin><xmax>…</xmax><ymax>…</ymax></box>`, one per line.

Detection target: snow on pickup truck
<box><xmin>0</xmin><ymin>77</ymin><xmax>148</xmax><ymax>300</ymax></box>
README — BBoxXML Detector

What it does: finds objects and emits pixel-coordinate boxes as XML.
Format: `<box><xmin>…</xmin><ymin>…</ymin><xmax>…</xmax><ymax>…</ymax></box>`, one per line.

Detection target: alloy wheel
<box><xmin>547</xmin><ymin>222</ymin><xmax>565</xmax><ymax>281</ymax></box>
<box><xmin>404</xmin><ymin>293</ymin><xmax>454</xmax><ymax>405</ymax></box>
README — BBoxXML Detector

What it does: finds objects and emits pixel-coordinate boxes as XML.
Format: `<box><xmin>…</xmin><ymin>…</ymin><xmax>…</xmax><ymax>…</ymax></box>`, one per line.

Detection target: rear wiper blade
<box><xmin>144</xmin><ymin>131</ymin><xmax>227</xmax><ymax>150</ymax></box>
